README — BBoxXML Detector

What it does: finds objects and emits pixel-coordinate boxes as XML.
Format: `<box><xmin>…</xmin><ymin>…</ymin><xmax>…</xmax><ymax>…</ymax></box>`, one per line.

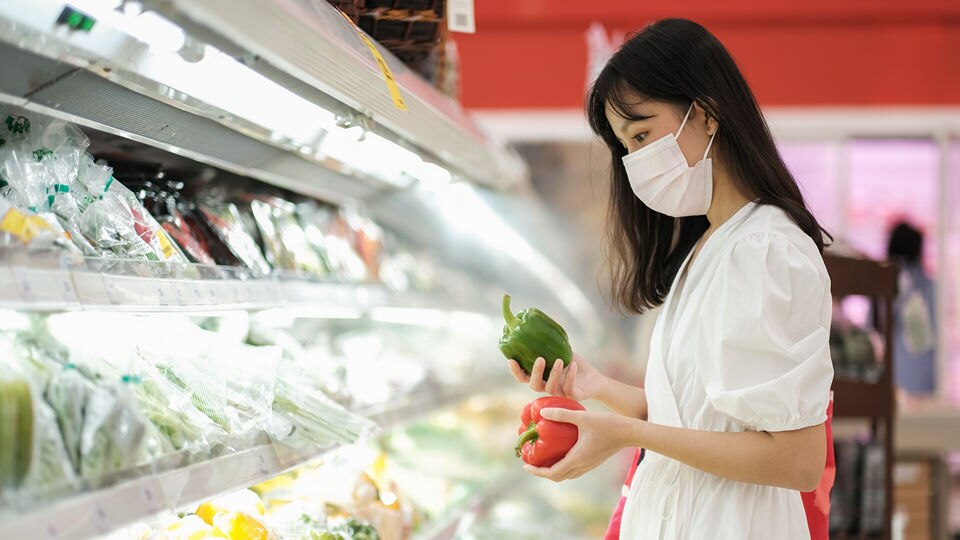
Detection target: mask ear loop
<box><xmin>702</xmin><ymin>128</ymin><xmax>718</xmax><ymax>160</ymax></box>
<box><xmin>676</xmin><ymin>103</ymin><xmax>694</xmax><ymax>137</ymax></box>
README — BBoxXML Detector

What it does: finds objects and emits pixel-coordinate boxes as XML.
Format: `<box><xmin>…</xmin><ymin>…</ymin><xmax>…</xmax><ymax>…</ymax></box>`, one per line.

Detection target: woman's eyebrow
<box><xmin>616</xmin><ymin>114</ymin><xmax>654</xmax><ymax>134</ymax></box>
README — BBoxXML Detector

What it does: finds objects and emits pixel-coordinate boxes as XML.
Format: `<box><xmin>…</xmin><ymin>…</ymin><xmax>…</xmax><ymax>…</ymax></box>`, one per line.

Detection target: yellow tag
<box><xmin>338</xmin><ymin>10</ymin><xmax>407</xmax><ymax>111</ymax></box>
<box><xmin>156</xmin><ymin>229</ymin><xmax>176</xmax><ymax>259</ymax></box>
<box><xmin>0</xmin><ymin>208</ymin><xmax>52</xmax><ymax>244</ymax></box>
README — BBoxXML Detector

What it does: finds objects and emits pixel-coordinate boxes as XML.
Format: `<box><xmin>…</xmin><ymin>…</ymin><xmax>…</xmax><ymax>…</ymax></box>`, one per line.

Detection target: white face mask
<box><xmin>621</xmin><ymin>104</ymin><xmax>717</xmax><ymax>217</ymax></box>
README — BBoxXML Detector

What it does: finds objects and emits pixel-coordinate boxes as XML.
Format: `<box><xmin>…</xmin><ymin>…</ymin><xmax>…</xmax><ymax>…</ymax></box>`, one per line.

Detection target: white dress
<box><xmin>619</xmin><ymin>202</ymin><xmax>834</xmax><ymax>540</ymax></box>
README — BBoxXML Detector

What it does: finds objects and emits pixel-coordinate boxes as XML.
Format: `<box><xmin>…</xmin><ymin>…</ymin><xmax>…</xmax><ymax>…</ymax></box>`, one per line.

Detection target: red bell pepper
<box><xmin>515</xmin><ymin>396</ymin><xmax>585</xmax><ymax>468</ymax></box>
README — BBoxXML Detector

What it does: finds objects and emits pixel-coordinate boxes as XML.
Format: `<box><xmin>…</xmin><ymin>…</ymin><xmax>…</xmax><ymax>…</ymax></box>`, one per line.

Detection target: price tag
<box><xmin>336</xmin><ymin>10</ymin><xmax>406</xmax><ymax>110</ymax></box>
<box><xmin>206</xmin><ymin>283</ymin><xmax>219</xmax><ymax>304</ymax></box>
<box><xmin>232</xmin><ymin>283</ymin><xmax>244</xmax><ymax>304</ymax></box>
<box><xmin>155</xmin><ymin>282</ymin><xmax>173</xmax><ymax>307</ymax></box>
<box><xmin>140</xmin><ymin>483</ymin><xmax>163</xmax><ymax>513</ymax></box>
<box><xmin>447</xmin><ymin>0</ymin><xmax>476</xmax><ymax>33</ymax></box>
<box><xmin>256</xmin><ymin>451</ymin><xmax>270</xmax><ymax>475</ymax></box>
<box><xmin>93</xmin><ymin>503</ymin><xmax>111</xmax><ymax>533</ymax></box>
<box><xmin>60</xmin><ymin>273</ymin><xmax>79</xmax><ymax>303</ymax></box>
<box><xmin>175</xmin><ymin>284</ymin><xmax>187</xmax><ymax>306</ymax></box>
<box><xmin>104</xmin><ymin>278</ymin><xmax>122</xmax><ymax>305</ymax></box>
<box><xmin>12</xmin><ymin>267</ymin><xmax>34</xmax><ymax>302</ymax></box>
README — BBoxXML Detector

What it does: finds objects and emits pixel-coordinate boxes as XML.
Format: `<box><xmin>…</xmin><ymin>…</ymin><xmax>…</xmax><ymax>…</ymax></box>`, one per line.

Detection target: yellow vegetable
<box><xmin>195</xmin><ymin>489</ymin><xmax>266</xmax><ymax>525</ymax></box>
<box><xmin>212</xmin><ymin>512</ymin><xmax>275</xmax><ymax>540</ymax></box>
<box><xmin>151</xmin><ymin>515</ymin><xmax>228</xmax><ymax>540</ymax></box>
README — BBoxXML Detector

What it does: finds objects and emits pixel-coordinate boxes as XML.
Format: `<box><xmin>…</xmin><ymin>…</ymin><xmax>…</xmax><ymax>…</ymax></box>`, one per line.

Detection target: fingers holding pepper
<box><xmin>544</xmin><ymin>359</ymin><xmax>566</xmax><ymax>396</ymax></box>
<box><xmin>528</xmin><ymin>357</ymin><xmax>547</xmax><ymax>392</ymax></box>
<box><xmin>508</xmin><ymin>359</ymin><xmax>531</xmax><ymax>383</ymax></box>
<box><xmin>522</xmin><ymin>407</ymin><xmax>631</xmax><ymax>482</ymax></box>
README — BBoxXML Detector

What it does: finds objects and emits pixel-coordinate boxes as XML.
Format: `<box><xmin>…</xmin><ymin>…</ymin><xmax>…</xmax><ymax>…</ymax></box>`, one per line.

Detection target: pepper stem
<box><xmin>515</xmin><ymin>421</ymin><xmax>538</xmax><ymax>457</ymax></box>
<box><xmin>503</xmin><ymin>294</ymin><xmax>520</xmax><ymax>331</ymax></box>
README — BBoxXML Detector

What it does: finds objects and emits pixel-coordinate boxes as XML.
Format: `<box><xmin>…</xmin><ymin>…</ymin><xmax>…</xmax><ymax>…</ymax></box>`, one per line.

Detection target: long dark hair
<box><xmin>587</xmin><ymin>18</ymin><xmax>829</xmax><ymax>313</ymax></box>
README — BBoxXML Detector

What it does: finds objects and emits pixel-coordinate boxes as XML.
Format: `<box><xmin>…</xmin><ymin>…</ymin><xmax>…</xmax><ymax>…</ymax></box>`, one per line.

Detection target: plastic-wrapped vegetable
<box><xmin>0</xmin><ymin>108</ymin><xmax>93</xmax><ymax>255</ymax></box>
<box><xmin>0</xmin><ymin>377</ymin><xmax>34</xmax><ymax>491</ymax></box>
<box><xmin>248</xmin><ymin>197</ymin><xmax>324</xmax><ymax>276</ymax></box>
<box><xmin>308</xmin><ymin>206</ymin><xmax>368</xmax><ymax>282</ymax></box>
<box><xmin>78</xmin><ymin>377</ymin><xmax>153</xmax><ymax>482</ymax></box>
<box><xmin>269</xmin><ymin>376</ymin><xmax>377</xmax><ymax>457</ymax></box>
<box><xmin>23</xmin><ymin>398</ymin><xmax>78</xmax><ymax>501</ymax></box>
<box><xmin>44</xmin><ymin>365</ymin><xmax>89</xmax><ymax>471</ymax></box>
<box><xmin>129</xmin><ymin>357</ymin><xmax>228</xmax><ymax>458</ymax></box>
<box><xmin>197</xmin><ymin>199</ymin><xmax>271</xmax><ymax>276</ymax></box>
<box><xmin>77</xmin><ymin>154</ymin><xmax>188</xmax><ymax>265</ymax></box>
<box><xmin>79</xmin><ymin>192</ymin><xmax>160</xmax><ymax>260</ymax></box>
<box><xmin>156</xmin><ymin>362</ymin><xmax>233</xmax><ymax>434</ymax></box>
<box><xmin>0</xmin><ymin>197</ymin><xmax>61</xmax><ymax>249</ymax></box>
<box><xmin>295</xmin><ymin>202</ymin><xmax>335</xmax><ymax>275</ymax></box>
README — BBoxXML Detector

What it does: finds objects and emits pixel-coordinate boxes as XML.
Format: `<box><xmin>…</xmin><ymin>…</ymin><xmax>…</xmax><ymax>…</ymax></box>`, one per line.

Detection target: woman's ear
<box><xmin>693</xmin><ymin>100</ymin><xmax>719</xmax><ymax>136</ymax></box>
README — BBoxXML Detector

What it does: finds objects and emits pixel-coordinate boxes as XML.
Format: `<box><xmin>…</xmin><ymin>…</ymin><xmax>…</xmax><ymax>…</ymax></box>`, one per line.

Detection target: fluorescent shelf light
<box><xmin>58</xmin><ymin>4</ymin><xmax>456</xmax><ymax>191</ymax></box>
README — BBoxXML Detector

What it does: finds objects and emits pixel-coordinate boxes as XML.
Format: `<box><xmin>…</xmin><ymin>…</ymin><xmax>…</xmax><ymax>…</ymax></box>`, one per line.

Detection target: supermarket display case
<box><xmin>0</xmin><ymin>1</ymin><xmax>608</xmax><ymax>538</ymax></box>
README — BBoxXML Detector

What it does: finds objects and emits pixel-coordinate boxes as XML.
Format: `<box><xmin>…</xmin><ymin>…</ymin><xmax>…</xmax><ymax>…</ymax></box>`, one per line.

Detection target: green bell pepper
<box><xmin>499</xmin><ymin>294</ymin><xmax>572</xmax><ymax>380</ymax></box>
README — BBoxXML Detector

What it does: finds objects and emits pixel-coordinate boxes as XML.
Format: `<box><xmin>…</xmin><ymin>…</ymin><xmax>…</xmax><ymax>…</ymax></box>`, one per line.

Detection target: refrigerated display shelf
<box><xmin>0</xmin><ymin>379</ymin><xmax>506</xmax><ymax>540</ymax></box>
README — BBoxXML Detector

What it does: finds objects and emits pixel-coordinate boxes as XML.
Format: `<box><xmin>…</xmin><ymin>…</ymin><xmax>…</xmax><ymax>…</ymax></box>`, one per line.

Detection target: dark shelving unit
<box><xmin>825</xmin><ymin>252</ymin><xmax>898</xmax><ymax>540</ymax></box>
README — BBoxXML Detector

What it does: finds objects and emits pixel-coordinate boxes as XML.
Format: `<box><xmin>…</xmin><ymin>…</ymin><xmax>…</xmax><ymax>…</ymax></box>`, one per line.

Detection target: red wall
<box><xmin>452</xmin><ymin>0</ymin><xmax>960</xmax><ymax>109</ymax></box>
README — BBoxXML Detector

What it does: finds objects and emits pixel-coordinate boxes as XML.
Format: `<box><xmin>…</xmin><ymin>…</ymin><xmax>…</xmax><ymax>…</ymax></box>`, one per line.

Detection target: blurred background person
<box><xmin>888</xmin><ymin>221</ymin><xmax>937</xmax><ymax>396</ymax></box>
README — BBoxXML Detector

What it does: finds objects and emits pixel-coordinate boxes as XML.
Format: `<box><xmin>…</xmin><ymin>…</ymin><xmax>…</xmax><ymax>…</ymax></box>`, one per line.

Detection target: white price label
<box><xmin>175</xmin><ymin>284</ymin><xmax>186</xmax><ymax>306</ymax></box>
<box><xmin>447</xmin><ymin>0</ymin><xmax>475</xmax><ymax>33</ymax></box>
<box><xmin>104</xmin><ymin>278</ymin><xmax>121</xmax><ymax>304</ymax></box>
<box><xmin>233</xmin><ymin>284</ymin><xmax>244</xmax><ymax>304</ymax></box>
<box><xmin>155</xmin><ymin>282</ymin><xmax>175</xmax><ymax>307</ymax></box>
<box><xmin>93</xmin><ymin>503</ymin><xmax>111</xmax><ymax>533</ymax></box>
<box><xmin>140</xmin><ymin>484</ymin><xmax>163</xmax><ymax>513</ymax></box>
<box><xmin>60</xmin><ymin>274</ymin><xmax>78</xmax><ymax>303</ymax></box>
<box><xmin>12</xmin><ymin>267</ymin><xmax>34</xmax><ymax>302</ymax></box>
<box><xmin>257</xmin><ymin>452</ymin><xmax>270</xmax><ymax>475</ymax></box>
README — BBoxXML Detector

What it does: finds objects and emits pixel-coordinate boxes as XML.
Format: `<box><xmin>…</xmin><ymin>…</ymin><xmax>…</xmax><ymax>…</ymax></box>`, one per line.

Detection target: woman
<box><xmin>508</xmin><ymin>19</ymin><xmax>834</xmax><ymax>539</ymax></box>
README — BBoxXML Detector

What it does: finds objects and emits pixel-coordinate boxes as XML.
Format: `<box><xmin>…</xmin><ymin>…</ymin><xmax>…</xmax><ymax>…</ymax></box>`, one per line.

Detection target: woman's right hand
<box><xmin>508</xmin><ymin>353</ymin><xmax>607</xmax><ymax>402</ymax></box>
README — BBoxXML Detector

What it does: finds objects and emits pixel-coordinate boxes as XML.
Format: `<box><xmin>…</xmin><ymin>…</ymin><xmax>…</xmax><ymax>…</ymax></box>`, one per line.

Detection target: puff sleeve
<box><xmin>697</xmin><ymin>231</ymin><xmax>834</xmax><ymax>432</ymax></box>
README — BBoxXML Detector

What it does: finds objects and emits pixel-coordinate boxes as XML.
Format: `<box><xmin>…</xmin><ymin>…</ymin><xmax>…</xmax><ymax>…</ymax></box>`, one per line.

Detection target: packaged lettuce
<box><xmin>77</xmin><ymin>377</ymin><xmax>152</xmax><ymax>483</ymax></box>
<box><xmin>23</xmin><ymin>398</ymin><xmax>78</xmax><ymax>501</ymax></box>
<box><xmin>44</xmin><ymin>365</ymin><xmax>89</xmax><ymax>472</ymax></box>
<box><xmin>129</xmin><ymin>355</ymin><xmax>227</xmax><ymax>458</ymax></box>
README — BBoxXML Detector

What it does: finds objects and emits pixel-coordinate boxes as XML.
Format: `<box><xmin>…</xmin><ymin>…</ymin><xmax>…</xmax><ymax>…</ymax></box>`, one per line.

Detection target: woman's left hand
<box><xmin>522</xmin><ymin>407</ymin><xmax>635</xmax><ymax>482</ymax></box>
